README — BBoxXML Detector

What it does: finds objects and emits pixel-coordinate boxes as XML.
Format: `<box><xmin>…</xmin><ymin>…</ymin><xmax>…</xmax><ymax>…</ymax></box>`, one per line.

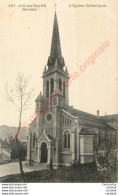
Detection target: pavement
<box><xmin>0</xmin><ymin>161</ymin><xmax>47</xmax><ymax>178</ymax></box>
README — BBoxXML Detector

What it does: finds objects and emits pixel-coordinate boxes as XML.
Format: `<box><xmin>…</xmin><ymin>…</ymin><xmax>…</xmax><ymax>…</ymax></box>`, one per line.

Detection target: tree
<box><xmin>95</xmin><ymin>149</ymin><xmax>117</xmax><ymax>182</ymax></box>
<box><xmin>6</xmin><ymin>73</ymin><xmax>34</xmax><ymax>182</ymax></box>
<box><xmin>8</xmin><ymin>135</ymin><xmax>26</xmax><ymax>161</ymax></box>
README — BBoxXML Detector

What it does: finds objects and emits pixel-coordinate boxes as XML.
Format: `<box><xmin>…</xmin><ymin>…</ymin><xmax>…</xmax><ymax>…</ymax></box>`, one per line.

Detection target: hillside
<box><xmin>0</xmin><ymin>125</ymin><xmax>29</xmax><ymax>142</ymax></box>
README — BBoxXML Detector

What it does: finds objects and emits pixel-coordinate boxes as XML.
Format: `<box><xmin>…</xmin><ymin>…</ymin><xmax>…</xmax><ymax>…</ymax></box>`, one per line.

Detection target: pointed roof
<box><xmin>50</xmin><ymin>12</ymin><xmax>62</xmax><ymax>59</ymax></box>
<box><xmin>35</xmin><ymin>92</ymin><xmax>44</xmax><ymax>102</ymax></box>
<box><xmin>47</xmin><ymin>12</ymin><xmax>65</xmax><ymax>68</ymax></box>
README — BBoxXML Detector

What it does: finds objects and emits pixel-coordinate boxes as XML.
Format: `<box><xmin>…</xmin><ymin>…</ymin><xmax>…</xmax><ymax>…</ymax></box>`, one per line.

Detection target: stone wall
<box><xmin>80</xmin><ymin>135</ymin><xmax>94</xmax><ymax>164</ymax></box>
<box><xmin>61</xmin><ymin>153</ymin><xmax>72</xmax><ymax>165</ymax></box>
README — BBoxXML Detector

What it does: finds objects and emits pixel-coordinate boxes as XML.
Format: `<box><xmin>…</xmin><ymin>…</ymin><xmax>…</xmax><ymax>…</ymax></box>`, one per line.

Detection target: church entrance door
<box><xmin>41</xmin><ymin>142</ymin><xmax>47</xmax><ymax>163</ymax></box>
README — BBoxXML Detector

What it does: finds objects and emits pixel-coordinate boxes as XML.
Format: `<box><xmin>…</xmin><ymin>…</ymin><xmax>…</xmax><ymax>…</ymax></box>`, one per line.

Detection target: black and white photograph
<box><xmin>0</xmin><ymin>0</ymin><xmax>117</xmax><ymax>193</ymax></box>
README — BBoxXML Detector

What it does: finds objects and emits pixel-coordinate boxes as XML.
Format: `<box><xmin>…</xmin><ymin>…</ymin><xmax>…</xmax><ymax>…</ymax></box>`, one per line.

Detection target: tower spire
<box><xmin>50</xmin><ymin>12</ymin><xmax>62</xmax><ymax>59</ymax></box>
<box><xmin>47</xmin><ymin>12</ymin><xmax>65</xmax><ymax>69</ymax></box>
<box><xmin>54</xmin><ymin>3</ymin><xmax>56</xmax><ymax>12</ymax></box>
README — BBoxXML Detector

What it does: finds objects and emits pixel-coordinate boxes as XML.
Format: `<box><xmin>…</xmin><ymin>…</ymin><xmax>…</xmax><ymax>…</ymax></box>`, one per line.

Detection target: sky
<box><xmin>0</xmin><ymin>0</ymin><xmax>118</xmax><ymax>127</ymax></box>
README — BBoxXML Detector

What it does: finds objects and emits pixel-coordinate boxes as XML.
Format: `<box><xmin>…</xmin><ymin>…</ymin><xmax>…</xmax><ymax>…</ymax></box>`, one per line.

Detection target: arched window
<box><xmin>95</xmin><ymin>131</ymin><xmax>99</xmax><ymax>147</ymax></box>
<box><xmin>93</xmin><ymin>135</ymin><xmax>98</xmax><ymax>149</ymax></box>
<box><xmin>110</xmin><ymin>133</ymin><xmax>112</xmax><ymax>145</ymax></box>
<box><xmin>63</xmin><ymin>116</ymin><xmax>64</xmax><ymax>125</ymax></box>
<box><xmin>33</xmin><ymin>133</ymin><xmax>36</xmax><ymax>147</ymax></box>
<box><xmin>53</xmin><ymin>98</ymin><xmax>57</xmax><ymax>105</ymax></box>
<box><xmin>70</xmin><ymin>120</ymin><xmax>71</xmax><ymax>125</ymax></box>
<box><xmin>105</xmin><ymin>132</ymin><xmax>110</xmax><ymax>147</ymax></box>
<box><xmin>98</xmin><ymin>133</ymin><xmax>101</xmax><ymax>146</ymax></box>
<box><xmin>111</xmin><ymin>133</ymin><xmax>114</xmax><ymax>146</ymax></box>
<box><xmin>51</xmin><ymin>78</ymin><xmax>54</xmax><ymax>94</ymax></box>
<box><xmin>51</xmin><ymin>127</ymin><xmax>52</xmax><ymax>136</ymax></box>
<box><xmin>63</xmin><ymin>81</ymin><xmax>65</xmax><ymax>97</ymax></box>
<box><xmin>65</xmin><ymin>117</ymin><xmax>66</xmax><ymax>124</ymax></box>
<box><xmin>99</xmin><ymin>131</ymin><xmax>105</xmax><ymax>146</ymax></box>
<box><xmin>59</xmin><ymin>78</ymin><xmax>62</xmax><ymax>91</ymax></box>
<box><xmin>64</xmin><ymin>130</ymin><xmax>70</xmax><ymax>148</ymax></box>
<box><xmin>46</xmin><ymin>80</ymin><xmax>49</xmax><ymax>98</ymax></box>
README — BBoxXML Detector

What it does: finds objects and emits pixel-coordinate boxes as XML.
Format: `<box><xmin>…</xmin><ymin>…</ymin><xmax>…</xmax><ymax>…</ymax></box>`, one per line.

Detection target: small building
<box><xmin>0</xmin><ymin>139</ymin><xmax>12</xmax><ymax>164</ymax></box>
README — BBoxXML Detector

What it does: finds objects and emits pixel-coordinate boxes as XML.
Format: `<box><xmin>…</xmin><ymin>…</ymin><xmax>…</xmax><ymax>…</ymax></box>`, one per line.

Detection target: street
<box><xmin>0</xmin><ymin>161</ymin><xmax>47</xmax><ymax>177</ymax></box>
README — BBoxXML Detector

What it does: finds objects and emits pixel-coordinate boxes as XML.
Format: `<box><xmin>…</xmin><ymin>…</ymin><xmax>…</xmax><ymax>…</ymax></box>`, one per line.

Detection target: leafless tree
<box><xmin>6</xmin><ymin>72</ymin><xmax>34</xmax><ymax>182</ymax></box>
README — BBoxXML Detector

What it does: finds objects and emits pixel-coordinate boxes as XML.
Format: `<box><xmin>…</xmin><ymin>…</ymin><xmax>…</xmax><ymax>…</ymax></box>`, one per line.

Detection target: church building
<box><xmin>27</xmin><ymin>12</ymin><xmax>117</xmax><ymax>168</ymax></box>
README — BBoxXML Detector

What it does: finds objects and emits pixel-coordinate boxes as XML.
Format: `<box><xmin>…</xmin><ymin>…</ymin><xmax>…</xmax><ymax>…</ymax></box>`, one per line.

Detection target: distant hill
<box><xmin>0</xmin><ymin>125</ymin><xmax>29</xmax><ymax>142</ymax></box>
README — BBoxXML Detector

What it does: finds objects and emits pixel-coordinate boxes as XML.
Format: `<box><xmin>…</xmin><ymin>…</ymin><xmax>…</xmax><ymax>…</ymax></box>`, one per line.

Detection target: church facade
<box><xmin>27</xmin><ymin>13</ymin><xmax>117</xmax><ymax>168</ymax></box>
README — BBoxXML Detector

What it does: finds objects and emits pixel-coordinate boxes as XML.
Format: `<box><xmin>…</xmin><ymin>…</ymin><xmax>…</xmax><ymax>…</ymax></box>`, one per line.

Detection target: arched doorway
<box><xmin>41</xmin><ymin>142</ymin><xmax>47</xmax><ymax>163</ymax></box>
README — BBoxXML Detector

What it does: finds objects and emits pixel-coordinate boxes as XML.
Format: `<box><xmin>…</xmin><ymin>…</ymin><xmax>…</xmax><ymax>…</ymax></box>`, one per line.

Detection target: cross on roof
<box><xmin>54</xmin><ymin>3</ymin><xmax>56</xmax><ymax>11</ymax></box>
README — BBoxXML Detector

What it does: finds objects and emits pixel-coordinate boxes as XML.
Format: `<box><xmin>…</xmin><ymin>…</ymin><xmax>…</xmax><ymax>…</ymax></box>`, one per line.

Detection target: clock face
<box><xmin>46</xmin><ymin>113</ymin><xmax>53</xmax><ymax>123</ymax></box>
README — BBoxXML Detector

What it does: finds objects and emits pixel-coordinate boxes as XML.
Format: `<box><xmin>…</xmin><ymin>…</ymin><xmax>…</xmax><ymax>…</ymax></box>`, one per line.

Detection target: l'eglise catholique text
<box><xmin>69</xmin><ymin>4</ymin><xmax>106</xmax><ymax>8</ymax></box>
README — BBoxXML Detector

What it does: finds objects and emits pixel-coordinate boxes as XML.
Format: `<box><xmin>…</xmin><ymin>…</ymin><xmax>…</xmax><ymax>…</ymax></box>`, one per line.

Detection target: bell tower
<box><xmin>42</xmin><ymin>12</ymin><xmax>69</xmax><ymax>107</ymax></box>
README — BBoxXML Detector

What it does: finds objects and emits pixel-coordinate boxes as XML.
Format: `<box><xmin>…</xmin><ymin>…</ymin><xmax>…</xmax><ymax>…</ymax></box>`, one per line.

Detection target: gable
<box><xmin>38</xmin><ymin>131</ymin><xmax>52</xmax><ymax>148</ymax></box>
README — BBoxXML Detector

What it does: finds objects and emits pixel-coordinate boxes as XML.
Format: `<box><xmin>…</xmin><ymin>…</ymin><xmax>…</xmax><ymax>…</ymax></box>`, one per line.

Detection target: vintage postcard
<box><xmin>0</xmin><ymin>0</ymin><xmax>118</xmax><ymax>193</ymax></box>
